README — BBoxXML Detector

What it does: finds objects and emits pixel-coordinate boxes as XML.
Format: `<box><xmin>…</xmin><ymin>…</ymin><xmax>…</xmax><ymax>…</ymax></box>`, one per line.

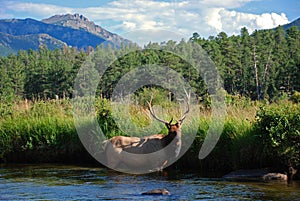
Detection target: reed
<box><xmin>0</xmin><ymin>99</ymin><xmax>81</xmax><ymax>162</ymax></box>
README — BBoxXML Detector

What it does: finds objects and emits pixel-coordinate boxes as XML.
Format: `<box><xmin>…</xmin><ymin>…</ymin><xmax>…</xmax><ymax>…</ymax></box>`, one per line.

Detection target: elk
<box><xmin>103</xmin><ymin>94</ymin><xmax>190</xmax><ymax>173</ymax></box>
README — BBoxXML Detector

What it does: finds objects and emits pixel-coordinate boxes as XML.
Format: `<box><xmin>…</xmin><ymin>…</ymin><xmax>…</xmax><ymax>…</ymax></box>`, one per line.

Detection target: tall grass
<box><xmin>0</xmin><ymin>97</ymin><xmax>299</xmax><ymax>175</ymax></box>
<box><xmin>175</xmin><ymin>103</ymin><xmax>259</xmax><ymax>174</ymax></box>
<box><xmin>0</xmin><ymin>99</ymin><xmax>82</xmax><ymax>162</ymax></box>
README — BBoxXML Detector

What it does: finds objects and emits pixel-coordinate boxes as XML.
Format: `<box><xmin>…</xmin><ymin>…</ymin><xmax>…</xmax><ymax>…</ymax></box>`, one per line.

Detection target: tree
<box><xmin>240</xmin><ymin>27</ymin><xmax>253</xmax><ymax>97</ymax></box>
<box><xmin>0</xmin><ymin>56</ymin><xmax>14</xmax><ymax>101</ymax></box>
<box><xmin>286</xmin><ymin>27</ymin><xmax>300</xmax><ymax>92</ymax></box>
<box><xmin>272</xmin><ymin>26</ymin><xmax>288</xmax><ymax>98</ymax></box>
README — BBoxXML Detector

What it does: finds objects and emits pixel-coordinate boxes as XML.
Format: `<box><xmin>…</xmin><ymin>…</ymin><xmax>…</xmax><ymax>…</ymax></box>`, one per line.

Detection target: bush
<box><xmin>290</xmin><ymin>91</ymin><xmax>300</xmax><ymax>103</ymax></box>
<box><xmin>254</xmin><ymin>103</ymin><xmax>300</xmax><ymax>168</ymax></box>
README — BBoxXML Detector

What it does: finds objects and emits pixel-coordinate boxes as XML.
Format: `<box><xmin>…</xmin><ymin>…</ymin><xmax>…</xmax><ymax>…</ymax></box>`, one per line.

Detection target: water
<box><xmin>0</xmin><ymin>164</ymin><xmax>299</xmax><ymax>200</ymax></box>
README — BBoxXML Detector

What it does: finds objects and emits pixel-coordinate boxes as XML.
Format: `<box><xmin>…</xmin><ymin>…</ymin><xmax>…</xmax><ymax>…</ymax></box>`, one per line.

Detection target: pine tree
<box><xmin>240</xmin><ymin>27</ymin><xmax>253</xmax><ymax>97</ymax></box>
<box><xmin>286</xmin><ymin>26</ymin><xmax>300</xmax><ymax>92</ymax></box>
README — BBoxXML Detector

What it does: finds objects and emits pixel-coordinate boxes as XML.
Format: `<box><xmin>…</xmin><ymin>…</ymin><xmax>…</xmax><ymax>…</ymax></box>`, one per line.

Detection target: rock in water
<box><xmin>142</xmin><ymin>188</ymin><xmax>171</xmax><ymax>195</ymax></box>
<box><xmin>263</xmin><ymin>173</ymin><xmax>288</xmax><ymax>181</ymax></box>
<box><xmin>223</xmin><ymin>169</ymin><xmax>288</xmax><ymax>182</ymax></box>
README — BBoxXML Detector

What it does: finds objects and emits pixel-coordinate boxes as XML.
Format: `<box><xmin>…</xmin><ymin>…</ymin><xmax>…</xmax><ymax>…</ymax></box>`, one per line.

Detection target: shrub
<box><xmin>290</xmin><ymin>91</ymin><xmax>300</xmax><ymax>103</ymax></box>
<box><xmin>254</xmin><ymin>103</ymin><xmax>300</xmax><ymax>168</ymax></box>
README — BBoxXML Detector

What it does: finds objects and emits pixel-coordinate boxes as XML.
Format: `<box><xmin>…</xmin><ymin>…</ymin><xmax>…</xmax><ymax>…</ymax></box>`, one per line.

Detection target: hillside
<box><xmin>42</xmin><ymin>14</ymin><xmax>131</xmax><ymax>47</ymax></box>
<box><xmin>0</xmin><ymin>15</ymin><xmax>131</xmax><ymax>56</ymax></box>
<box><xmin>282</xmin><ymin>17</ymin><xmax>300</xmax><ymax>30</ymax></box>
<box><xmin>0</xmin><ymin>18</ymin><xmax>109</xmax><ymax>52</ymax></box>
<box><xmin>0</xmin><ymin>32</ymin><xmax>66</xmax><ymax>56</ymax></box>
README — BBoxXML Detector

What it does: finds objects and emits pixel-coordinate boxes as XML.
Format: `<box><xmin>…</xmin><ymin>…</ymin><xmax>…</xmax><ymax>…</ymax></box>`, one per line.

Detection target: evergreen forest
<box><xmin>1</xmin><ymin>26</ymin><xmax>299</xmax><ymax>103</ymax></box>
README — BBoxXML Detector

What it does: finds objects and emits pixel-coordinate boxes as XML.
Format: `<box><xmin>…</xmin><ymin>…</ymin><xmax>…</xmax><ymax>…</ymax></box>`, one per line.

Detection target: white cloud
<box><xmin>256</xmin><ymin>13</ymin><xmax>289</xmax><ymax>29</ymax></box>
<box><xmin>123</xmin><ymin>21</ymin><xmax>136</xmax><ymax>29</ymax></box>
<box><xmin>218</xmin><ymin>9</ymin><xmax>289</xmax><ymax>34</ymax></box>
<box><xmin>205</xmin><ymin>8</ymin><xmax>224</xmax><ymax>32</ymax></box>
<box><xmin>4</xmin><ymin>1</ymin><xmax>73</xmax><ymax>17</ymax></box>
<box><xmin>1</xmin><ymin>0</ymin><xmax>290</xmax><ymax>44</ymax></box>
<box><xmin>198</xmin><ymin>0</ymin><xmax>257</xmax><ymax>9</ymax></box>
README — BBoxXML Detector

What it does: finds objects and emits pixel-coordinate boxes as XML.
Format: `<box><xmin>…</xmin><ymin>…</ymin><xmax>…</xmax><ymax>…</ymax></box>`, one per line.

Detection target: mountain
<box><xmin>0</xmin><ymin>18</ymin><xmax>108</xmax><ymax>54</ymax></box>
<box><xmin>282</xmin><ymin>17</ymin><xmax>300</xmax><ymax>30</ymax></box>
<box><xmin>42</xmin><ymin>14</ymin><xmax>131</xmax><ymax>47</ymax></box>
<box><xmin>0</xmin><ymin>14</ymin><xmax>131</xmax><ymax>56</ymax></box>
<box><xmin>0</xmin><ymin>32</ymin><xmax>66</xmax><ymax>56</ymax></box>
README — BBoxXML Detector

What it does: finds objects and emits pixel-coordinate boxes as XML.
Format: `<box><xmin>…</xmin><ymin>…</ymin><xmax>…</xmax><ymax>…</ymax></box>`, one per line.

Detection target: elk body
<box><xmin>103</xmin><ymin>96</ymin><xmax>190</xmax><ymax>173</ymax></box>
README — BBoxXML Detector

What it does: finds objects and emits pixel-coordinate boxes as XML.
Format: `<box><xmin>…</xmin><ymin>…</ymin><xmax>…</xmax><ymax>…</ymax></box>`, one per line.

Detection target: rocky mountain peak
<box><xmin>42</xmin><ymin>14</ymin><xmax>93</xmax><ymax>29</ymax></box>
<box><xmin>42</xmin><ymin>14</ymin><xmax>131</xmax><ymax>47</ymax></box>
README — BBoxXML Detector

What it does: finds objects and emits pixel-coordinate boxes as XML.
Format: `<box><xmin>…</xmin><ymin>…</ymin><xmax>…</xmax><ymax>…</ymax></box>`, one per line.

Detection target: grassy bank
<box><xmin>0</xmin><ymin>100</ymin><xmax>87</xmax><ymax>163</ymax></box>
<box><xmin>178</xmin><ymin>100</ymin><xmax>300</xmax><ymax>176</ymax></box>
<box><xmin>0</xmin><ymin>98</ymin><xmax>299</xmax><ymax>176</ymax></box>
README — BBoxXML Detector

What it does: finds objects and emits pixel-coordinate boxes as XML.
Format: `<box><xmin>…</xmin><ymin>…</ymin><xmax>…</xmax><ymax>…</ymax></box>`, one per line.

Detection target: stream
<box><xmin>0</xmin><ymin>164</ymin><xmax>299</xmax><ymax>200</ymax></box>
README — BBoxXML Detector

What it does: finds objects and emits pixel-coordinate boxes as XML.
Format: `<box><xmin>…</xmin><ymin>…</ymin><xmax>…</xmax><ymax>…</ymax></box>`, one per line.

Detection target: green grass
<box><xmin>0</xmin><ymin>100</ymin><xmax>81</xmax><ymax>162</ymax></box>
<box><xmin>0</xmin><ymin>98</ymin><xmax>299</xmax><ymax>175</ymax></box>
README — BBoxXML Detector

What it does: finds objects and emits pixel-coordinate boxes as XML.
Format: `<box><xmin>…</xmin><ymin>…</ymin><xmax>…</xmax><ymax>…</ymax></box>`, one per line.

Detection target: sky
<box><xmin>0</xmin><ymin>0</ymin><xmax>299</xmax><ymax>44</ymax></box>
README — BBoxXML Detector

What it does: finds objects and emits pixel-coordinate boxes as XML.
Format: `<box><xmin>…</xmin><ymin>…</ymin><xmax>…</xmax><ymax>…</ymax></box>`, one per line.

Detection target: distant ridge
<box><xmin>0</xmin><ymin>14</ymin><xmax>132</xmax><ymax>56</ymax></box>
<box><xmin>0</xmin><ymin>32</ymin><xmax>66</xmax><ymax>56</ymax></box>
<box><xmin>282</xmin><ymin>17</ymin><xmax>300</xmax><ymax>30</ymax></box>
<box><xmin>42</xmin><ymin>13</ymin><xmax>131</xmax><ymax>47</ymax></box>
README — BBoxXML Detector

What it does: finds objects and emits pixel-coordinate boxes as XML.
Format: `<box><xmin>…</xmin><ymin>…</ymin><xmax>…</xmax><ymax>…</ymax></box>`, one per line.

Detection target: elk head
<box><xmin>147</xmin><ymin>92</ymin><xmax>190</xmax><ymax>157</ymax></box>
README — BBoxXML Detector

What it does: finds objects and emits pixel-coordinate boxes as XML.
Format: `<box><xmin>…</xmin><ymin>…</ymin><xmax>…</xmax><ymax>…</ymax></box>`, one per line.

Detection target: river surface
<box><xmin>0</xmin><ymin>164</ymin><xmax>299</xmax><ymax>200</ymax></box>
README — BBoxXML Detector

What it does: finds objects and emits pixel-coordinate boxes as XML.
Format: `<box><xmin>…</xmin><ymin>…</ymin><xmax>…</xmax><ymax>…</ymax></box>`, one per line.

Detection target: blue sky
<box><xmin>0</xmin><ymin>0</ymin><xmax>299</xmax><ymax>43</ymax></box>
<box><xmin>236</xmin><ymin>0</ymin><xmax>299</xmax><ymax>20</ymax></box>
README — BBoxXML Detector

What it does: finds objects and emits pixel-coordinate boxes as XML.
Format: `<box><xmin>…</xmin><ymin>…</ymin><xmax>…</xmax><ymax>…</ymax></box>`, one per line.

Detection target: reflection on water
<box><xmin>0</xmin><ymin>164</ymin><xmax>299</xmax><ymax>200</ymax></box>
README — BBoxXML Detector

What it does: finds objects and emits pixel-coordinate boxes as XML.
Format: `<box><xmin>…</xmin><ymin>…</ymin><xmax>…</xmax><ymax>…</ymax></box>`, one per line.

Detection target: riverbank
<box><xmin>0</xmin><ymin>98</ymin><xmax>299</xmax><ymax>178</ymax></box>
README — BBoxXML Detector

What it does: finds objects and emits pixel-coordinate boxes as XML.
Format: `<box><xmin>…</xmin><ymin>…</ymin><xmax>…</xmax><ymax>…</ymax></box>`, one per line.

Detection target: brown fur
<box><xmin>104</xmin><ymin>122</ymin><xmax>182</xmax><ymax>171</ymax></box>
<box><xmin>103</xmin><ymin>93</ymin><xmax>189</xmax><ymax>172</ymax></box>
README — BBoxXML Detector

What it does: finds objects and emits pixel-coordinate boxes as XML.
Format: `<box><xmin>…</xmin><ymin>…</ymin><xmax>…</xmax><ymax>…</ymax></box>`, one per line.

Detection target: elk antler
<box><xmin>147</xmin><ymin>96</ymin><xmax>170</xmax><ymax>124</ymax></box>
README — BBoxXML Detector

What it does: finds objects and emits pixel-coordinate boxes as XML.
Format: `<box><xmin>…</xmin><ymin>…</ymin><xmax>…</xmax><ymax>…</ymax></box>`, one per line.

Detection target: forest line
<box><xmin>0</xmin><ymin>26</ymin><xmax>299</xmax><ymax>103</ymax></box>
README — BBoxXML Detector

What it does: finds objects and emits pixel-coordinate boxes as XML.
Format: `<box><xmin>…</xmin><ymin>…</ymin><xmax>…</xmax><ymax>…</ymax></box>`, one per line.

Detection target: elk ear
<box><xmin>169</xmin><ymin>117</ymin><xmax>173</xmax><ymax>124</ymax></box>
<box><xmin>175</xmin><ymin>121</ymin><xmax>181</xmax><ymax>128</ymax></box>
<box><xmin>177</xmin><ymin>119</ymin><xmax>183</xmax><ymax>125</ymax></box>
<box><xmin>165</xmin><ymin>123</ymin><xmax>171</xmax><ymax>129</ymax></box>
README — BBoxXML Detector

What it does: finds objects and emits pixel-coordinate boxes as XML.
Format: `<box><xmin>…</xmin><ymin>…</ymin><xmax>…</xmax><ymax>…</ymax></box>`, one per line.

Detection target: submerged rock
<box><xmin>263</xmin><ymin>173</ymin><xmax>287</xmax><ymax>181</ymax></box>
<box><xmin>142</xmin><ymin>188</ymin><xmax>171</xmax><ymax>195</ymax></box>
